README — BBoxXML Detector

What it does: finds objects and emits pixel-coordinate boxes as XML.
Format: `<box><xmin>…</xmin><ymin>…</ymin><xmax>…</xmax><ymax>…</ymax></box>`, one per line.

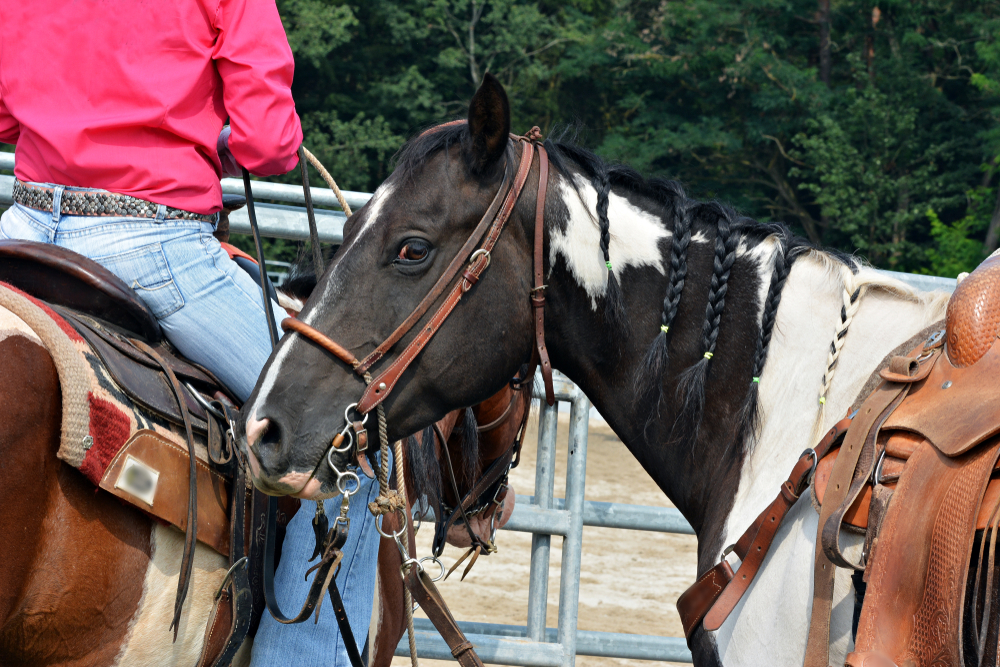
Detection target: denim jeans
<box><xmin>0</xmin><ymin>198</ymin><xmax>278</xmax><ymax>402</ymax></box>
<box><xmin>0</xmin><ymin>191</ymin><xmax>381</xmax><ymax>663</ymax></box>
<box><xmin>251</xmin><ymin>470</ymin><xmax>384</xmax><ymax>667</ymax></box>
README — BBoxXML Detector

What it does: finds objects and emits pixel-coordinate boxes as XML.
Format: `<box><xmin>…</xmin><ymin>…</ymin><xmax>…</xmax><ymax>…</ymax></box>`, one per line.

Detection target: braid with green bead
<box><xmin>593</xmin><ymin>166</ymin><xmax>627</xmax><ymax>333</ymax></box>
<box><xmin>636</xmin><ymin>192</ymin><xmax>691</xmax><ymax>400</ymax></box>
<box><xmin>736</xmin><ymin>233</ymin><xmax>795</xmax><ymax>447</ymax></box>
<box><xmin>672</xmin><ymin>202</ymin><xmax>741</xmax><ymax>447</ymax></box>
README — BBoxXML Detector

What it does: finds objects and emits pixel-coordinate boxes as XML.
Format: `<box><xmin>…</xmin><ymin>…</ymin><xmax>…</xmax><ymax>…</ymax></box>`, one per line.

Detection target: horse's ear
<box><xmin>465</xmin><ymin>73</ymin><xmax>510</xmax><ymax>174</ymax></box>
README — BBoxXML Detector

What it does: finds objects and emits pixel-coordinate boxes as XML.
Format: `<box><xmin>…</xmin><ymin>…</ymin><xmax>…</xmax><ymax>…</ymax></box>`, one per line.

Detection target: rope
<box><xmin>393</xmin><ymin>437</ymin><xmax>419</xmax><ymax>667</ymax></box>
<box><xmin>301</xmin><ymin>145</ymin><xmax>353</xmax><ymax>217</ymax></box>
<box><xmin>811</xmin><ymin>264</ymin><xmax>866</xmax><ymax>442</ymax></box>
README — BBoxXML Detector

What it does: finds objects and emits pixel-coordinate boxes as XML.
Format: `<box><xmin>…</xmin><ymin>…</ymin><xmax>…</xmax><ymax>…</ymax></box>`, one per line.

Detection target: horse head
<box><xmin>239</xmin><ymin>75</ymin><xmax>538</xmax><ymax>498</ymax></box>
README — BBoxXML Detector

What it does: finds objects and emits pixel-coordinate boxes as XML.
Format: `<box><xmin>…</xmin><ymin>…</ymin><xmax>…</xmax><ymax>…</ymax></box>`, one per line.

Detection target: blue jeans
<box><xmin>251</xmin><ymin>472</ymin><xmax>385</xmax><ymax>667</ymax></box>
<box><xmin>0</xmin><ymin>192</ymin><xmax>381</xmax><ymax>663</ymax></box>
<box><xmin>0</xmin><ymin>198</ymin><xmax>277</xmax><ymax>401</ymax></box>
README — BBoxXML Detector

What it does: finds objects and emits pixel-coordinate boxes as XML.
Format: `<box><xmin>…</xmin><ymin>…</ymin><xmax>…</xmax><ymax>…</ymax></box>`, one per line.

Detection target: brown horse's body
<box><xmin>0</xmin><ymin>328</ymin><xmax>234</xmax><ymax>667</ymax></box>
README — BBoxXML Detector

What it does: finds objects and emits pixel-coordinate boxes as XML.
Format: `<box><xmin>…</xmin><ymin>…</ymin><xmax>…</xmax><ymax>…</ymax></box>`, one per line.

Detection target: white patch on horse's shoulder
<box><xmin>113</xmin><ymin>524</ymin><xmax>227</xmax><ymax>666</ymax></box>
<box><xmin>549</xmin><ymin>175</ymin><xmax>670</xmax><ymax>309</ymax></box>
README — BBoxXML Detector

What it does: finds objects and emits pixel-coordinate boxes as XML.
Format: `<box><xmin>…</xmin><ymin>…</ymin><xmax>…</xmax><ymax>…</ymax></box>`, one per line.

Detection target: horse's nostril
<box><xmin>245</xmin><ymin>413</ymin><xmax>271</xmax><ymax>448</ymax></box>
<box><xmin>258</xmin><ymin>419</ymin><xmax>282</xmax><ymax>453</ymax></box>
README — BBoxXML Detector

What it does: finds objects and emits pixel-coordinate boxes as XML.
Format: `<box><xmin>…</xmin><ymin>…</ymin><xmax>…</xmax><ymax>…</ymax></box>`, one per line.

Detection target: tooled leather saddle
<box><xmin>812</xmin><ymin>253</ymin><xmax>1000</xmax><ymax>667</ymax></box>
<box><xmin>0</xmin><ymin>238</ymin><xmax>292</xmax><ymax>667</ymax></box>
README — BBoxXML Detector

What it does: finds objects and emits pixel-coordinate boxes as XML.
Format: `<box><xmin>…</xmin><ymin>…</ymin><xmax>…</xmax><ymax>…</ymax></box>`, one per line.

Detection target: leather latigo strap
<box><xmin>404</xmin><ymin>566</ymin><xmax>486</xmax><ymax>667</ymax></box>
<box><xmin>676</xmin><ymin>416</ymin><xmax>853</xmax><ymax>642</ymax></box>
<box><xmin>357</xmin><ymin>141</ymin><xmax>539</xmax><ymax>414</ymax></box>
<box><xmin>803</xmin><ymin>380</ymin><xmax>911</xmax><ymax>667</ymax></box>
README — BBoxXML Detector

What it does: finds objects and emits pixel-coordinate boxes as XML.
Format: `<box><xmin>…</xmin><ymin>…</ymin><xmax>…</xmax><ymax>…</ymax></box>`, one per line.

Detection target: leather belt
<box><xmin>12</xmin><ymin>179</ymin><xmax>217</xmax><ymax>223</ymax></box>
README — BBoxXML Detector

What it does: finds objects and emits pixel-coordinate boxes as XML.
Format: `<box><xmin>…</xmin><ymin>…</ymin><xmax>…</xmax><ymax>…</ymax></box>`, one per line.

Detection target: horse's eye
<box><xmin>396</xmin><ymin>239</ymin><xmax>430</xmax><ymax>264</ymax></box>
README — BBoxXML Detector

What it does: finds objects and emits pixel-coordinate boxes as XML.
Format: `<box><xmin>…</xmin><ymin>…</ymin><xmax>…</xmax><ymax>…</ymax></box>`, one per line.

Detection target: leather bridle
<box><xmin>281</xmin><ymin>129</ymin><xmax>556</xmax><ymax>431</ymax></box>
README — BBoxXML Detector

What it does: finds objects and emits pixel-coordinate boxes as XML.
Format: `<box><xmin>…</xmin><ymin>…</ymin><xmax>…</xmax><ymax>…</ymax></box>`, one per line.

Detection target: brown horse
<box><xmin>0</xmin><ymin>320</ymin><xmax>233</xmax><ymax>667</ymax></box>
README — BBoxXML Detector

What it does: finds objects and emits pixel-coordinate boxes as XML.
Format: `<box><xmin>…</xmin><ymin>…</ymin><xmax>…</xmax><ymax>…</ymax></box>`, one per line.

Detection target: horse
<box><xmin>0</xmin><ymin>320</ymin><xmax>237</xmax><ymax>666</ymax></box>
<box><xmin>239</xmin><ymin>73</ymin><xmax>956</xmax><ymax>666</ymax></box>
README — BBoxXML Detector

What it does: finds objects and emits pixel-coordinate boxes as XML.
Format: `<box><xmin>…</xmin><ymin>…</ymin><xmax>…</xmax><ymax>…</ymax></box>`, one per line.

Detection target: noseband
<box><xmin>281</xmin><ymin>130</ymin><xmax>555</xmax><ymax>435</ymax></box>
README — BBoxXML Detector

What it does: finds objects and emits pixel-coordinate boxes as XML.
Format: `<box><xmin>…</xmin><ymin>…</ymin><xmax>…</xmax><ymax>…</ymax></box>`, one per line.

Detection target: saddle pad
<box><xmin>0</xmin><ymin>281</ymin><xmax>230</xmax><ymax>554</ymax></box>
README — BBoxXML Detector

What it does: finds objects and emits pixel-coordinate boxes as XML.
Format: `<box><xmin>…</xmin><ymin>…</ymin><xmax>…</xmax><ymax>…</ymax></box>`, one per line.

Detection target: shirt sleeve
<box><xmin>213</xmin><ymin>0</ymin><xmax>302</xmax><ymax>176</ymax></box>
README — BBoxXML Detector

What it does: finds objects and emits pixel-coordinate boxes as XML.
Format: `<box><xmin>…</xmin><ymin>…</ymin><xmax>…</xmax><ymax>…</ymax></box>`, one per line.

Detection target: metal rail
<box><xmin>0</xmin><ymin>152</ymin><xmax>960</xmax><ymax>664</ymax></box>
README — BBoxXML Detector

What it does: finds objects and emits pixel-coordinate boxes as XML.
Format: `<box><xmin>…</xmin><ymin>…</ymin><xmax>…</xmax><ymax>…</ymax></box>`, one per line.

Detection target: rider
<box><xmin>0</xmin><ymin>1</ymin><xmax>379</xmax><ymax>664</ymax></box>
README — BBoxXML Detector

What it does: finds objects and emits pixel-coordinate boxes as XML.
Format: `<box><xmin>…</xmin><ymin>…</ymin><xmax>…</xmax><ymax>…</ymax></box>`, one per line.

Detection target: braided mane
<box><xmin>392</xmin><ymin>121</ymin><xmax>864</xmax><ymax>455</ymax></box>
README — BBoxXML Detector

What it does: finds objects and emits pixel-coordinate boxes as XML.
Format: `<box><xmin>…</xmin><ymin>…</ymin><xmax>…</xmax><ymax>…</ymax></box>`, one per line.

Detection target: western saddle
<box><xmin>0</xmin><ymin>237</ymin><xmax>292</xmax><ymax>667</ymax></box>
<box><xmin>679</xmin><ymin>253</ymin><xmax>1000</xmax><ymax>666</ymax></box>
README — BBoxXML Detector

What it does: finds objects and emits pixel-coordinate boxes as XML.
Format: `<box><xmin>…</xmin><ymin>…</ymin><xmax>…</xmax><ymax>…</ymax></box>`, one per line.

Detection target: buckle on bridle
<box><xmin>469</xmin><ymin>248</ymin><xmax>491</xmax><ymax>268</ymax></box>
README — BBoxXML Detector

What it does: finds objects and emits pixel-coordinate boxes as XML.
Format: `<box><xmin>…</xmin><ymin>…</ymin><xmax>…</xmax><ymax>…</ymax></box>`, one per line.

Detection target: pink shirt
<box><xmin>0</xmin><ymin>0</ymin><xmax>302</xmax><ymax>215</ymax></box>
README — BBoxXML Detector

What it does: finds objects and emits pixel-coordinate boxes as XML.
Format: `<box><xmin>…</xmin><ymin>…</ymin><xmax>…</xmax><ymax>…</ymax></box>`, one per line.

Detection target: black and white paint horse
<box><xmin>238</xmin><ymin>75</ymin><xmax>949</xmax><ymax>665</ymax></box>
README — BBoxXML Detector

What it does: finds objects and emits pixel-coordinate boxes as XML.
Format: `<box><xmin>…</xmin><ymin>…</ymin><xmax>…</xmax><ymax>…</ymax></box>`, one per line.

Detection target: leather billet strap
<box><xmin>357</xmin><ymin>140</ymin><xmax>539</xmax><ymax>413</ymax></box>
<box><xmin>803</xmin><ymin>381</ymin><xmax>912</xmax><ymax>667</ymax></box>
<box><xmin>404</xmin><ymin>566</ymin><xmax>486</xmax><ymax>667</ymax></box>
<box><xmin>130</xmin><ymin>338</ymin><xmax>199</xmax><ymax>640</ymax></box>
<box><xmin>676</xmin><ymin>415</ymin><xmax>854</xmax><ymax>643</ymax></box>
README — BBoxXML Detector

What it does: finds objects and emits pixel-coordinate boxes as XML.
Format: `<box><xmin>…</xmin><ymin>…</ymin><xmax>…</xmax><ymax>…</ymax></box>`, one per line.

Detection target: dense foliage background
<box><xmin>281</xmin><ymin>0</ymin><xmax>1000</xmax><ymax>276</ymax></box>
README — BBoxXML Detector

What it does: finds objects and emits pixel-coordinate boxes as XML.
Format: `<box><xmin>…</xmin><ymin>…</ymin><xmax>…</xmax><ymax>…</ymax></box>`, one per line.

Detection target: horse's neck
<box><xmin>717</xmin><ymin>254</ymin><xmax>949</xmax><ymax>551</ymax></box>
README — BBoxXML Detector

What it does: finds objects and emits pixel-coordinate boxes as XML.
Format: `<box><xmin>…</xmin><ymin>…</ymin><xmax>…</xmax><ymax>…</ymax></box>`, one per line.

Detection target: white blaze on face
<box><xmin>249</xmin><ymin>180</ymin><xmax>397</xmax><ymax>424</ymax></box>
<box><xmin>549</xmin><ymin>175</ymin><xmax>671</xmax><ymax>309</ymax></box>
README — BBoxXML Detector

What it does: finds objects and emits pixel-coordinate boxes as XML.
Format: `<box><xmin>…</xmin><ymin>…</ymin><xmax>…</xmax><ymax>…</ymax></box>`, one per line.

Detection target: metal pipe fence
<box><xmin>0</xmin><ymin>154</ymin><xmax>959</xmax><ymax>664</ymax></box>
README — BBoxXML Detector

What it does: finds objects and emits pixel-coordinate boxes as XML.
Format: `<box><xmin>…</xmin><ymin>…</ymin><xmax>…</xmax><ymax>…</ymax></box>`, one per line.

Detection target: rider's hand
<box><xmin>217</xmin><ymin>126</ymin><xmax>242</xmax><ymax>178</ymax></box>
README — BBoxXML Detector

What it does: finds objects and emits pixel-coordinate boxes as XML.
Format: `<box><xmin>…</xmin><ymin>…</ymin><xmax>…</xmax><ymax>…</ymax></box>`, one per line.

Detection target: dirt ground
<box><xmin>391</xmin><ymin>412</ymin><xmax>697</xmax><ymax>667</ymax></box>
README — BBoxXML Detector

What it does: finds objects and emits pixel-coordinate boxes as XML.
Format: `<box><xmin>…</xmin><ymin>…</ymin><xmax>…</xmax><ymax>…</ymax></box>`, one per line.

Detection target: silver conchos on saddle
<box><xmin>114</xmin><ymin>454</ymin><xmax>160</xmax><ymax>506</ymax></box>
